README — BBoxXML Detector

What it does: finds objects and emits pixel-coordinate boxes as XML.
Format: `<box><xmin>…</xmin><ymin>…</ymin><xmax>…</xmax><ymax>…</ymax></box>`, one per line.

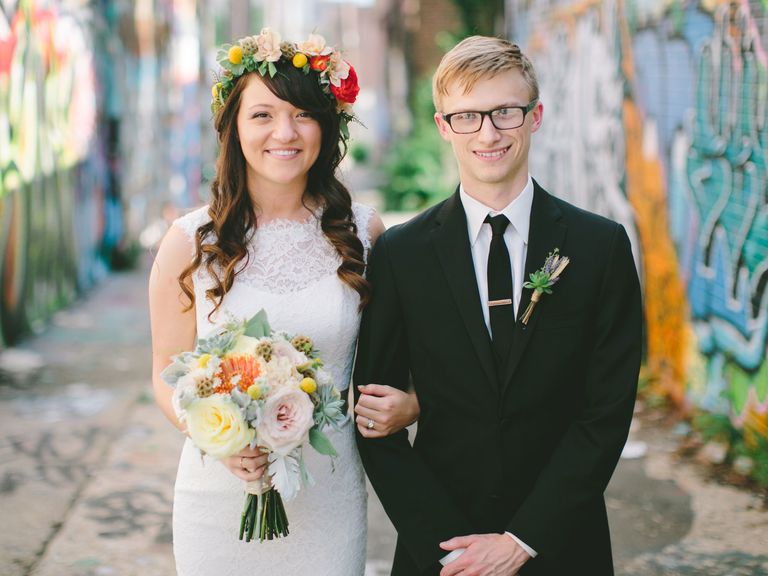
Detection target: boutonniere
<box><xmin>521</xmin><ymin>248</ymin><xmax>570</xmax><ymax>325</ymax></box>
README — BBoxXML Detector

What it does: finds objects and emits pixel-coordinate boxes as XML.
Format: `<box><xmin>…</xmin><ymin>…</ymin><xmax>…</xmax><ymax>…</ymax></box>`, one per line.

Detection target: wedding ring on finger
<box><xmin>240</xmin><ymin>456</ymin><xmax>248</xmax><ymax>472</ymax></box>
<box><xmin>366</xmin><ymin>418</ymin><xmax>375</xmax><ymax>430</ymax></box>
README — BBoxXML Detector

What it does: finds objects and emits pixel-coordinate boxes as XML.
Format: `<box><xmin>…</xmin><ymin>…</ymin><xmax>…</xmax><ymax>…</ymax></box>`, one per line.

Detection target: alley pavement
<box><xmin>1</xmin><ymin>257</ymin><xmax>766</xmax><ymax>576</ymax></box>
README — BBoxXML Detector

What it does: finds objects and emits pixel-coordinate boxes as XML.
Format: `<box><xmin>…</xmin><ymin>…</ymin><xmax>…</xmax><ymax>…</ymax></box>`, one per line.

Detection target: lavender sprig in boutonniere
<box><xmin>520</xmin><ymin>248</ymin><xmax>570</xmax><ymax>325</ymax></box>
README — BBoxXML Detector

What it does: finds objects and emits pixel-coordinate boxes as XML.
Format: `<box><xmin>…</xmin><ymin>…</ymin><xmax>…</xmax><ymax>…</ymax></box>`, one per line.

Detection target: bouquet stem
<box><xmin>239</xmin><ymin>479</ymin><xmax>289</xmax><ymax>542</ymax></box>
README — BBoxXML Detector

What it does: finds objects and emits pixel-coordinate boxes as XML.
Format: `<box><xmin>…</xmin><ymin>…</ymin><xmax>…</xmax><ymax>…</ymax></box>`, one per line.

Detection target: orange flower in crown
<box><xmin>211</xmin><ymin>28</ymin><xmax>359</xmax><ymax>140</ymax></box>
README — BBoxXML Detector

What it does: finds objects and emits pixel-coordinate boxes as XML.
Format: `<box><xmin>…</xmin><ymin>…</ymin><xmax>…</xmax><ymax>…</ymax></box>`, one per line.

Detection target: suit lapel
<box><xmin>502</xmin><ymin>182</ymin><xmax>567</xmax><ymax>388</ymax></box>
<box><xmin>431</xmin><ymin>191</ymin><xmax>498</xmax><ymax>389</ymax></box>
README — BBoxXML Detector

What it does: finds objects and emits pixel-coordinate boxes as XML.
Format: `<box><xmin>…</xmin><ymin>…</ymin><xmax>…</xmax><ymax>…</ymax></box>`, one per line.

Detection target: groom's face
<box><xmin>434</xmin><ymin>69</ymin><xmax>542</xmax><ymax>194</ymax></box>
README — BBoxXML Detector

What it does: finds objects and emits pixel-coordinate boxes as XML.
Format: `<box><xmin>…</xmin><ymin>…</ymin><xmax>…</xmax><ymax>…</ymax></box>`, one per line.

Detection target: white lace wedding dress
<box><xmin>171</xmin><ymin>203</ymin><xmax>373</xmax><ymax>576</ymax></box>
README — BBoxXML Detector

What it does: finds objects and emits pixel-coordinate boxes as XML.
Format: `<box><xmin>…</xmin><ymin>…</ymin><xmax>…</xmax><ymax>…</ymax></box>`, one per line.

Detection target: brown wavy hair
<box><xmin>179</xmin><ymin>62</ymin><xmax>370</xmax><ymax>317</ymax></box>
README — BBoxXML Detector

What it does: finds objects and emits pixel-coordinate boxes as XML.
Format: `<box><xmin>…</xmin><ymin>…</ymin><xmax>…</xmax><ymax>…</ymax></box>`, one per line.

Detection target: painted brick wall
<box><xmin>0</xmin><ymin>2</ymin><xmax>202</xmax><ymax>345</ymax></box>
<box><xmin>508</xmin><ymin>0</ymin><xmax>767</xmax><ymax>441</ymax></box>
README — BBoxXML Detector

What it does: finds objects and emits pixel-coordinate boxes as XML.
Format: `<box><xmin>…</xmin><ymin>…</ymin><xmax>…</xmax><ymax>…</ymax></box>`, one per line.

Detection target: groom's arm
<box><xmin>505</xmin><ymin>223</ymin><xmax>642</xmax><ymax>555</ymax></box>
<box><xmin>354</xmin><ymin>231</ymin><xmax>474</xmax><ymax>573</ymax></box>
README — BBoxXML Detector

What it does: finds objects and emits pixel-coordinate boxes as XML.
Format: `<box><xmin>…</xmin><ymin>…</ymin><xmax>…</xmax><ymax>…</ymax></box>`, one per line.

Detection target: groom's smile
<box><xmin>473</xmin><ymin>145</ymin><xmax>512</xmax><ymax>161</ymax></box>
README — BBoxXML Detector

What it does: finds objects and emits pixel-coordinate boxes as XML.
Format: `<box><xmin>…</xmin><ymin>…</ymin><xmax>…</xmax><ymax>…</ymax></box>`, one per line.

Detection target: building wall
<box><xmin>507</xmin><ymin>0</ymin><xmax>767</xmax><ymax>439</ymax></box>
<box><xmin>0</xmin><ymin>1</ymin><xmax>202</xmax><ymax>346</ymax></box>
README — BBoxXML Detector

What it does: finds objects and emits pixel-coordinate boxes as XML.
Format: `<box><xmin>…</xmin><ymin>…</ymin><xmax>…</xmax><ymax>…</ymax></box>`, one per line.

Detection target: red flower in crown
<box><xmin>310</xmin><ymin>55</ymin><xmax>330</xmax><ymax>71</ymax></box>
<box><xmin>331</xmin><ymin>64</ymin><xmax>360</xmax><ymax>104</ymax></box>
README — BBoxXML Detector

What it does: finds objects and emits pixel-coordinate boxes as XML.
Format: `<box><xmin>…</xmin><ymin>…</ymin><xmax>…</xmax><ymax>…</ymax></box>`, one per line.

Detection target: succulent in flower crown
<box><xmin>211</xmin><ymin>28</ymin><xmax>360</xmax><ymax>140</ymax></box>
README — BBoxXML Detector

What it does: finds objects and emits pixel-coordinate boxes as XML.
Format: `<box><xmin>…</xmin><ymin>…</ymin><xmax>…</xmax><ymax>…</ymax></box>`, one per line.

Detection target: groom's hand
<box><xmin>439</xmin><ymin>533</ymin><xmax>530</xmax><ymax>576</ymax></box>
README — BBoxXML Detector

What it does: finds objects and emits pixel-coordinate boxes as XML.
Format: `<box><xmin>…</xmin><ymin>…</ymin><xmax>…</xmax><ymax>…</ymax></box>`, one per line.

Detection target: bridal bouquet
<box><xmin>160</xmin><ymin>310</ymin><xmax>346</xmax><ymax>542</ymax></box>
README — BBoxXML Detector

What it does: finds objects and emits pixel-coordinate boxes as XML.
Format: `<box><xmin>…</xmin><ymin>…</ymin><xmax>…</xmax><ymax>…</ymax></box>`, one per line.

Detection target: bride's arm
<box><xmin>354</xmin><ymin>212</ymin><xmax>421</xmax><ymax>438</ymax></box>
<box><xmin>148</xmin><ymin>225</ymin><xmax>197</xmax><ymax>431</ymax></box>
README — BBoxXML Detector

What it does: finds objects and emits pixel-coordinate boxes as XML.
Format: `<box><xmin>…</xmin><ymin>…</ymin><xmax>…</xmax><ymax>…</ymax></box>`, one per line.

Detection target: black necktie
<box><xmin>485</xmin><ymin>214</ymin><xmax>515</xmax><ymax>364</ymax></box>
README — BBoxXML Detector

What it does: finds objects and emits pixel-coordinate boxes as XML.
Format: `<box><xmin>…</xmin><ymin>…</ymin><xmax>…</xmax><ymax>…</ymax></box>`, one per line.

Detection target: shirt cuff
<box><xmin>505</xmin><ymin>532</ymin><xmax>537</xmax><ymax>557</ymax></box>
<box><xmin>439</xmin><ymin>548</ymin><xmax>465</xmax><ymax>566</ymax></box>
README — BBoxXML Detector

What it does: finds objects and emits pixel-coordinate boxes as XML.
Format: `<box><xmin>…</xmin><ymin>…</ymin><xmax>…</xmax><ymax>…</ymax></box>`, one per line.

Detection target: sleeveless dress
<box><xmin>171</xmin><ymin>203</ymin><xmax>374</xmax><ymax>576</ymax></box>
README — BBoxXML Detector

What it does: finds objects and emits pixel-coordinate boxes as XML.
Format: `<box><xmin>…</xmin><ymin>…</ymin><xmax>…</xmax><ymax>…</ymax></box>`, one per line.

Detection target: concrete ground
<box><xmin>1</xmin><ymin>261</ymin><xmax>766</xmax><ymax>576</ymax></box>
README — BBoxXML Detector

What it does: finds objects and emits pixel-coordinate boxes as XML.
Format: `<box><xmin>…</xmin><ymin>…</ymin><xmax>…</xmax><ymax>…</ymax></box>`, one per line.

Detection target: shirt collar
<box><xmin>459</xmin><ymin>175</ymin><xmax>534</xmax><ymax>246</ymax></box>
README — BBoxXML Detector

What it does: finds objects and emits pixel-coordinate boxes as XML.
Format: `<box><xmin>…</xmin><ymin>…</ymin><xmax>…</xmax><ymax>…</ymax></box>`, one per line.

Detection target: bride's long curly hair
<box><xmin>179</xmin><ymin>64</ymin><xmax>370</xmax><ymax>316</ymax></box>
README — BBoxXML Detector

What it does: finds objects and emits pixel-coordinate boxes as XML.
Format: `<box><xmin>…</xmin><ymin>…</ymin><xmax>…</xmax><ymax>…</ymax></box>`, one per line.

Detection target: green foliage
<box><xmin>692</xmin><ymin>410</ymin><xmax>768</xmax><ymax>488</ymax></box>
<box><xmin>751</xmin><ymin>440</ymin><xmax>768</xmax><ymax>487</ymax></box>
<box><xmin>692</xmin><ymin>412</ymin><xmax>738</xmax><ymax>443</ymax></box>
<box><xmin>380</xmin><ymin>78</ymin><xmax>454</xmax><ymax>211</ymax></box>
<box><xmin>309</xmin><ymin>427</ymin><xmax>337</xmax><ymax>457</ymax></box>
<box><xmin>109</xmin><ymin>240</ymin><xmax>142</xmax><ymax>271</ymax></box>
<box><xmin>349</xmin><ymin>142</ymin><xmax>370</xmax><ymax>164</ymax></box>
<box><xmin>243</xmin><ymin>309</ymin><xmax>271</xmax><ymax>338</ymax></box>
<box><xmin>448</xmin><ymin>0</ymin><xmax>504</xmax><ymax>36</ymax></box>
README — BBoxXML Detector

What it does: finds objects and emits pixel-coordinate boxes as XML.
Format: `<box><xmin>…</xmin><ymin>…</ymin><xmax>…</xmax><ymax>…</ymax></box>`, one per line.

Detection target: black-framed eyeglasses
<box><xmin>442</xmin><ymin>100</ymin><xmax>538</xmax><ymax>134</ymax></box>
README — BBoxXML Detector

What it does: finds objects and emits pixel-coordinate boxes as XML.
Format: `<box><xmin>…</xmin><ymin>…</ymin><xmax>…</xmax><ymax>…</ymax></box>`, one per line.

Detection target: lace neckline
<box><xmin>176</xmin><ymin>202</ymin><xmax>374</xmax><ymax>296</ymax></box>
<box><xmin>254</xmin><ymin>213</ymin><xmax>321</xmax><ymax>233</ymax></box>
<box><xmin>254</xmin><ymin>204</ymin><xmax>323</xmax><ymax>231</ymax></box>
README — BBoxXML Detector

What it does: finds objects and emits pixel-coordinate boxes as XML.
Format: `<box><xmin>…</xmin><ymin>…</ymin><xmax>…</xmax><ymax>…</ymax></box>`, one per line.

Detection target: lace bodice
<box><xmin>173</xmin><ymin>202</ymin><xmax>375</xmax><ymax>388</ymax></box>
<box><xmin>171</xmin><ymin>202</ymin><xmax>373</xmax><ymax>576</ymax></box>
<box><xmin>175</xmin><ymin>204</ymin><xmax>373</xmax><ymax>296</ymax></box>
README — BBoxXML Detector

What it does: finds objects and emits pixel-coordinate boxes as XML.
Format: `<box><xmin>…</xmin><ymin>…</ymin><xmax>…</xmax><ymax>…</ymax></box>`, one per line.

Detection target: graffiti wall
<box><xmin>507</xmin><ymin>0</ymin><xmax>767</xmax><ymax>440</ymax></box>
<box><xmin>0</xmin><ymin>0</ymin><xmax>202</xmax><ymax>346</ymax></box>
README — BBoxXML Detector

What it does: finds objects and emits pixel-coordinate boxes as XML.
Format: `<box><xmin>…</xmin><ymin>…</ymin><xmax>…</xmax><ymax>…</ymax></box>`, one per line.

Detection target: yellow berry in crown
<box><xmin>292</xmin><ymin>53</ymin><xmax>308</xmax><ymax>68</ymax></box>
<box><xmin>228</xmin><ymin>45</ymin><xmax>243</xmax><ymax>65</ymax></box>
<box><xmin>247</xmin><ymin>384</ymin><xmax>262</xmax><ymax>400</ymax></box>
<box><xmin>211</xmin><ymin>83</ymin><xmax>219</xmax><ymax>100</ymax></box>
<box><xmin>299</xmin><ymin>377</ymin><xmax>317</xmax><ymax>394</ymax></box>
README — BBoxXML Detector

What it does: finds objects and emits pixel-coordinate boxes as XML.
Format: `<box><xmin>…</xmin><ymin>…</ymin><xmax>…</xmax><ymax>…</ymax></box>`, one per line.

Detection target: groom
<box><xmin>354</xmin><ymin>36</ymin><xmax>642</xmax><ymax>575</ymax></box>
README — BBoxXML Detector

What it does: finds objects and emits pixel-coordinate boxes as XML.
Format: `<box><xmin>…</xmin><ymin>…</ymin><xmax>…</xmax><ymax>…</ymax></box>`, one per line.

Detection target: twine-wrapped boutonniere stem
<box><xmin>521</xmin><ymin>249</ymin><xmax>570</xmax><ymax>325</ymax></box>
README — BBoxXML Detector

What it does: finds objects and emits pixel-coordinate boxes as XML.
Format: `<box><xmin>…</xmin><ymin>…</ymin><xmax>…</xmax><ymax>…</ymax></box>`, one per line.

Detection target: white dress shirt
<box><xmin>459</xmin><ymin>176</ymin><xmax>534</xmax><ymax>326</ymax></box>
<box><xmin>440</xmin><ymin>176</ymin><xmax>538</xmax><ymax>566</ymax></box>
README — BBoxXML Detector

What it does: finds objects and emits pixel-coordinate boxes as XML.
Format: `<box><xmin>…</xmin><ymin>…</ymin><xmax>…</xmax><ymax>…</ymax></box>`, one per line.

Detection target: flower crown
<box><xmin>211</xmin><ymin>28</ymin><xmax>360</xmax><ymax>140</ymax></box>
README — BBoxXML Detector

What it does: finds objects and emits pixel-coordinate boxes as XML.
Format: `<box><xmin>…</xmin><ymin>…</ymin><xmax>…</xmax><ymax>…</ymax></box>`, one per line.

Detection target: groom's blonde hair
<box><xmin>432</xmin><ymin>36</ymin><xmax>539</xmax><ymax>111</ymax></box>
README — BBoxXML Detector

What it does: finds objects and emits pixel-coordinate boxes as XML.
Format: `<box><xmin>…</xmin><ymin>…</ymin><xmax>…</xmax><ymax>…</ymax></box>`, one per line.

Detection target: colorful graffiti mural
<box><xmin>508</xmin><ymin>0</ymin><xmax>768</xmax><ymax>440</ymax></box>
<box><xmin>0</xmin><ymin>2</ymin><xmax>108</xmax><ymax>345</ymax></box>
<box><xmin>0</xmin><ymin>0</ymin><xmax>203</xmax><ymax>346</ymax></box>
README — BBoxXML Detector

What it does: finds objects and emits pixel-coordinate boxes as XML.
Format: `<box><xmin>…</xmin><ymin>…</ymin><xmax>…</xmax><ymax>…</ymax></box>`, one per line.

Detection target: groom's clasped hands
<box><xmin>439</xmin><ymin>533</ymin><xmax>531</xmax><ymax>576</ymax></box>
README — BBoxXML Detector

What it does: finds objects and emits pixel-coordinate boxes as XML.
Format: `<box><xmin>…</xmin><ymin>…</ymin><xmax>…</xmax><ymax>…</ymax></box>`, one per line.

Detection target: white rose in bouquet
<box><xmin>186</xmin><ymin>395</ymin><xmax>255</xmax><ymax>459</ymax></box>
<box><xmin>271</xmin><ymin>339</ymin><xmax>308</xmax><ymax>365</ymax></box>
<box><xmin>256</xmin><ymin>387</ymin><xmax>314</xmax><ymax>456</ymax></box>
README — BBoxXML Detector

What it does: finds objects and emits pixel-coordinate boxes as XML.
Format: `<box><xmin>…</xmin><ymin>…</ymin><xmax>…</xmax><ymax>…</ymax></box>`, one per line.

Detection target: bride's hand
<box><xmin>355</xmin><ymin>384</ymin><xmax>420</xmax><ymax>438</ymax></box>
<box><xmin>222</xmin><ymin>446</ymin><xmax>269</xmax><ymax>482</ymax></box>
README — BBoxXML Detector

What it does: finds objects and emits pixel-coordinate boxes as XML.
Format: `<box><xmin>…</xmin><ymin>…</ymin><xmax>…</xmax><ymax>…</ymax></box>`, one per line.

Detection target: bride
<box><xmin>149</xmin><ymin>29</ymin><xmax>419</xmax><ymax>575</ymax></box>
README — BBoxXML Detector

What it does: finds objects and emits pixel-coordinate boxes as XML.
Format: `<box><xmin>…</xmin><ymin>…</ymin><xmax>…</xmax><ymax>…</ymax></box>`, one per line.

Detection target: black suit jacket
<box><xmin>354</xmin><ymin>181</ymin><xmax>642</xmax><ymax>575</ymax></box>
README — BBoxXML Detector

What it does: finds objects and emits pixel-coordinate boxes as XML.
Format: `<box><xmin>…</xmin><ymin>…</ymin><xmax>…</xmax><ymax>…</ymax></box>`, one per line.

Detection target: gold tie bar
<box><xmin>488</xmin><ymin>299</ymin><xmax>513</xmax><ymax>307</ymax></box>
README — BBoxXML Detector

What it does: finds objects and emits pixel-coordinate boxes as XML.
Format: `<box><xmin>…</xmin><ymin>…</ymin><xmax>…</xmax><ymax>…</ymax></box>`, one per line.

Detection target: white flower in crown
<box><xmin>298</xmin><ymin>33</ymin><xmax>333</xmax><ymax>56</ymax></box>
<box><xmin>327</xmin><ymin>51</ymin><xmax>350</xmax><ymax>87</ymax></box>
<box><xmin>336</xmin><ymin>100</ymin><xmax>354</xmax><ymax>116</ymax></box>
<box><xmin>255</xmin><ymin>27</ymin><xmax>282</xmax><ymax>62</ymax></box>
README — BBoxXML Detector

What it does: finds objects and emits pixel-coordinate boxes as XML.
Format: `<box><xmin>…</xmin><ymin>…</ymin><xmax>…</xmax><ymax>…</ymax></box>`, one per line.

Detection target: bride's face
<box><xmin>236</xmin><ymin>74</ymin><xmax>322</xmax><ymax>194</ymax></box>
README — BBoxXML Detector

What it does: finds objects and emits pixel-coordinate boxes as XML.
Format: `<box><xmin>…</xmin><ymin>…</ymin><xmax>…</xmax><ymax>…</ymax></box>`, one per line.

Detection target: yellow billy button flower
<box><xmin>292</xmin><ymin>53</ymin><xmax>308</xmax><ymax>68</ymax></box>
<box><xmin>228</xmin><ymin>45</ymin><xmax>243</xmax><ymax>65</ymax></box>
<box><xmin>299</xmin><ymin>377</ymin><xmax>317</xmax><ymax>394</ymax></box>
<box><xmin>197</xmin><ymin>353</ymin><xmax>212</xmax><ymax>369</ymax></box>
<box><xmin>247</xmin><ymin>384</ymin><xmax>262</xmax><ymax>400</ymax></box>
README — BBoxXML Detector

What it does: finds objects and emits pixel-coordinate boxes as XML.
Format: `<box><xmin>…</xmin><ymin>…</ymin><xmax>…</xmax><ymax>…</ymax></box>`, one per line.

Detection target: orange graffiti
<box><xmin>742</xmin><ymin>392</ymin><xmax>768</xmax><ymax>449</ymax></box>
<box><xmin>617</xmin><ymin>0</ymin><xmax>689</xmax><ymax>406</ymax></box>
<box><xmin>623</xmin><ymin>102</ymin><xmax>689</xmax><ymax>406</ymax></box>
